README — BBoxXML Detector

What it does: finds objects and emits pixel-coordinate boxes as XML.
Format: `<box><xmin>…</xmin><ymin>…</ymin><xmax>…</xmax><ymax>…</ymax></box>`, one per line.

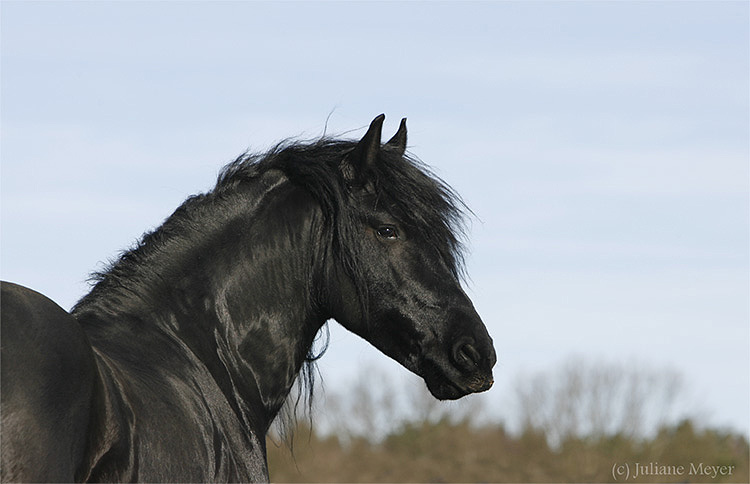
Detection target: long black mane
<box><xmin>74</xmin><ymin>136</ymin><xmax>468</xmax><ymax>319</ymax></box>
<box><xmin>220</xmin><ymin>137</ymin><xmax>469</xmax><ymax>287</ymax></box>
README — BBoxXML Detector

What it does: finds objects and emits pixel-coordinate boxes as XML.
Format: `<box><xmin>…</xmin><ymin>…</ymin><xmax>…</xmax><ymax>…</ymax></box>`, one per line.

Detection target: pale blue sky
<box><xmin>2</xmin><ymin>1</ymin><xmax>748</xmax><ymax>435</ymax></box>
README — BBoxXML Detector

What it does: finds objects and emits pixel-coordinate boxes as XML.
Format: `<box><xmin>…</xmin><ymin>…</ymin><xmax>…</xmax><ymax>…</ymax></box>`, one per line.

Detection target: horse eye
<box><xmin>376</xmin><ymin>226</ymin><xmax>398</xmax><ymax>239</ymax></box>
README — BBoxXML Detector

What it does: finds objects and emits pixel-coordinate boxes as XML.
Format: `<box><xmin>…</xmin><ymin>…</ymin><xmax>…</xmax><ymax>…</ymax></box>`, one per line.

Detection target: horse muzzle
<box><xmin>421</xmin><ymin>334</ymin><xmax>497</xmax><ymax>400</ymax></box>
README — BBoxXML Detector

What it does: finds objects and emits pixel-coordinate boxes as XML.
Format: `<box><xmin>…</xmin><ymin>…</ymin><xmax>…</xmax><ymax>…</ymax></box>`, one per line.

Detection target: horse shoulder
<box><xmin>77</xmin><ymin>317</ymin><xmax>270</xmax><ymax>482</ymax></box>
<box><xmin>1</xmin><ymin>282</ymin><xmax>98</xmax><ymax>482</ymax></box>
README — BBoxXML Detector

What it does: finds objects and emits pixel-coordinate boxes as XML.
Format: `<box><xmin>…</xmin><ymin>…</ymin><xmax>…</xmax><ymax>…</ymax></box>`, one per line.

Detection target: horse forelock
<box><xmin>369</xmin><ymin>150</ymin><xmax>469</xmax><ymax>280</ymax></box>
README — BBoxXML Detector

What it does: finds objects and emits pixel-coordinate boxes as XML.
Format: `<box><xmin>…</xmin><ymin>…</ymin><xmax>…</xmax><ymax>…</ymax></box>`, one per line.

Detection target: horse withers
<box><xmin>1</xmin><ymin>115</ymin><xmax>496</xmax><ymax>482</ymax></box>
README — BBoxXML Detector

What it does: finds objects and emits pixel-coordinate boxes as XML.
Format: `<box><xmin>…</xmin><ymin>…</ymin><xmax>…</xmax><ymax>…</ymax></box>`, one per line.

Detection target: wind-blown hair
<box><xmin>219</xmin><ymin>136</ymin><xmax>468</xmax><ymax>285</ymax></box>
<box><xmin>76</xmin><ymin>135</ymin><xmax>467</xmax><ymax>318</ymax></box>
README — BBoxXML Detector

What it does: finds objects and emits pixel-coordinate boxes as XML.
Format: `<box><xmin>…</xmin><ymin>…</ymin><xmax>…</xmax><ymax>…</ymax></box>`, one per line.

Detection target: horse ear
<box><xmin>385</xmin><ymin>117</ymin><xmax>407</xmax><ymax>156</ymax></box>
<box><xmin>346</xmin><ymin>114</ymin><xmax>385</xmax><ymax>179</ymax></box>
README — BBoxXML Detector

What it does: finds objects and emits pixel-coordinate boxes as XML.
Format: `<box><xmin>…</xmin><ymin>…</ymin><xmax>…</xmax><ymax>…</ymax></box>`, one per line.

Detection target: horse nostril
<box><xmin>452</xmin><ymin>337</ymin><xmax>481</xmax><ymax>372</ymax></box>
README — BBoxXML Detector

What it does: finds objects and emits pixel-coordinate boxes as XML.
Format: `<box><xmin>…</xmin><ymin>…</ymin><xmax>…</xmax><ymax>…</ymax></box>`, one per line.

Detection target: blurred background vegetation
<box><xmin>267</xmin><ymin>357</ymin><xmax>748</xmax><ymax>482</ymax></box>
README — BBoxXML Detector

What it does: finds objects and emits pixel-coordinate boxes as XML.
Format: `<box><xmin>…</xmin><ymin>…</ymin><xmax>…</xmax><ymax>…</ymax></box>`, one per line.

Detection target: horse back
<box><xmin>1</xmin><ymin>282</ymin><xmax>97</xmax><ymax>482</ymax></box>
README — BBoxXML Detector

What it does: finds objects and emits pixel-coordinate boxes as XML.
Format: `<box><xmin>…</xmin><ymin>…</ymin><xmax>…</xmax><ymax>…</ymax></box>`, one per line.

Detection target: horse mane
<box><xmin>219</xmin><ymin>136</ymin><xmax>469</xmax><ymax>279</ymax></box>
<box><xmin>72</xmin><ymin>133</ymin><xmax>469</xmax><ymax>442</ymax></box>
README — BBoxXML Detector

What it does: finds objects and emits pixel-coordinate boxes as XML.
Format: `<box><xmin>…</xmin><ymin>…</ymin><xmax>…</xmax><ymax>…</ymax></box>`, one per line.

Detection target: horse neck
<box><xmin>76</xmin><ymin>170</ymin><xmax>329</xmax><ymax>429</ymax></box>
<box><xmin>203</xmin><ymin>177</ymin><xmax>330</xmax><ymax>423</ymax></box>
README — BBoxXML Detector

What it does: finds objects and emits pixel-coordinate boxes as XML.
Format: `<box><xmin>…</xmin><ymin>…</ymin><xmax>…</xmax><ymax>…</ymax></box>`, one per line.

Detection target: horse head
<box><xmin>326</xmin><ymin>115</ymin><xmax>496</xmax><ymax>400</ymax></box>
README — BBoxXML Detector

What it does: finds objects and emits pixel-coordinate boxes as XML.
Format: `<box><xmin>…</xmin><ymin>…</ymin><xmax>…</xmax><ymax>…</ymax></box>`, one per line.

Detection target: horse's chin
<box><xmin>422</xmin><ymin>365</ymin><xmax>494</xmax><ymax>401</ymax></box>
<box><xmin>425</xmin><ymin>378</ymin><xmax>469</xmax><ymax>400</ymax></box>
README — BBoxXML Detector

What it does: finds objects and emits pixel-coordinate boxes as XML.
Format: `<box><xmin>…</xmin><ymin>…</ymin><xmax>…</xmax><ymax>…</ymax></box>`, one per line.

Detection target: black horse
<box><xmin>1</xmin><ymin>115</ymin><xmax>496</xmax><ymax>482</ymax></box>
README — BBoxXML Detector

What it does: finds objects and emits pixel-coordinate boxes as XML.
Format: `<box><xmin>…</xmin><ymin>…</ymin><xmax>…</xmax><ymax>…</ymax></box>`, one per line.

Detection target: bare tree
<box><xmin>514</xmin><ymin>356</ymin><xmax>687</xmax><ymax>446</ymax></box>
<box><xmin>317</xmin><ymin>364</ymin><xmax>487</xmax><ymax>443</ymax></box>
